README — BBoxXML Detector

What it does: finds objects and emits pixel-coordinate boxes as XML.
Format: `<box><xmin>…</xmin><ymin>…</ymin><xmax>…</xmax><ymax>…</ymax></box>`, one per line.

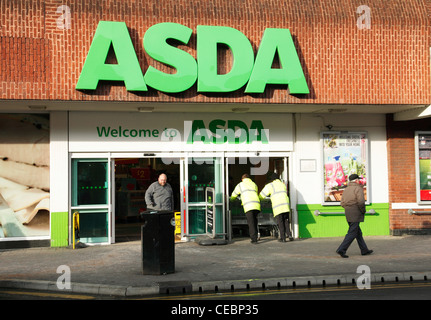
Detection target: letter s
<box><xmin>144</xmin><ymin>23</ymin><xmax>197</xmax><ymax>93</ymax></box>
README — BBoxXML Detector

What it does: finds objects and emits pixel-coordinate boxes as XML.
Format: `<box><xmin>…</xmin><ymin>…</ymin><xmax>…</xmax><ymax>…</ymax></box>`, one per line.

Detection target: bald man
<box><xmin>145</xmin><ymin>173</ymin><xmax>174</xmax><ymax>211</ymax></box>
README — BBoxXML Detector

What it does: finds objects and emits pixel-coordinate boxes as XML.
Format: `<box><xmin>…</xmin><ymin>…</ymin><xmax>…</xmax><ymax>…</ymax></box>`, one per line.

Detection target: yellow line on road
<box><xmin>137</xmin><ymin>281</ymin><xmax>431</xmax><ymax>300</ymax></box>
<box><xmin>0</xmin><ymin>289</ymin><xmax>95</xmax><ymax>300</ymax></box>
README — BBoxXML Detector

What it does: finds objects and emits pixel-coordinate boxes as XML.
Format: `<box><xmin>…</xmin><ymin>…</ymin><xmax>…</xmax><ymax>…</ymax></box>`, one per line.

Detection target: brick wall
<box><xmin>1</xmin><ymin>0</ymin><xmax>430</xmax><ymax>105</ymax></box>
<box><xmin>387</xmin><ymin>114</ymin><xmax>431</xmax><ymax>234</ymax></box>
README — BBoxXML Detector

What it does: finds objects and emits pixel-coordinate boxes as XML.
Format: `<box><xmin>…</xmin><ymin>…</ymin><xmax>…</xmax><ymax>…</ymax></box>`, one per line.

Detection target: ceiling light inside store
<box><xmin>137</xmin><ymin>107</ymin><xmax>154</xmax><ymax>112</ymax></box>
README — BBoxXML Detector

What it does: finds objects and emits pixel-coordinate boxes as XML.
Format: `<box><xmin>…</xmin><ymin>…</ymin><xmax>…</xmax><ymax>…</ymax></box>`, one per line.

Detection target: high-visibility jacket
<box><xmin>230</xmin><ymin>178</ymin><xmax>261</xmax><ymax>212</ymax></box>
<box><xmin>259</xmin><ymin>179</ymin><xmax>290</xmax><ymax>216</ymax></box>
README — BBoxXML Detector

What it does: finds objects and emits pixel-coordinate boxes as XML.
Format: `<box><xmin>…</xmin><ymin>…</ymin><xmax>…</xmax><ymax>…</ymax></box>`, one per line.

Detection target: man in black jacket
<box><xmin>336</xmin><ymin>174</ymin><xmax>373</xmax><ymax>258</ymax></box>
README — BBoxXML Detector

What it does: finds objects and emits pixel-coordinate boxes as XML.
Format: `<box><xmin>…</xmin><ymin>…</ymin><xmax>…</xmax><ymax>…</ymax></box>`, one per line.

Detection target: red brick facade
<box><xmin>1</xmin><ymin>0</ymin><xmax>430</xmax><ymax>104</ymax></box>
<box><xmin>387</xmin><ymin>115</ymin><xmax>431</xmax><ymax>234</ymax></box>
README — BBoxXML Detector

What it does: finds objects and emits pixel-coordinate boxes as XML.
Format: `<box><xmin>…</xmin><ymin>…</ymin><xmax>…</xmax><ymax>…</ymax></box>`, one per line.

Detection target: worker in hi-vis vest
<box><xmin>230</xmin><ymin>173</ymin><xmax>261</xmax><ymax>244</ymax></box>
<box><xmin>259</xmin><ymin>173</ymin><xmax>293</xmax><ymax>242</ymax></box>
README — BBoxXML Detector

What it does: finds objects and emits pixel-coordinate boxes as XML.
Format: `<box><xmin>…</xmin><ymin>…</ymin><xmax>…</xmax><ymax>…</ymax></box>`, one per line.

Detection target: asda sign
<box><xmin>76</xmin><ymin>21</ymin><xmax>309</xmax><ymax>94</ymax></box>
<box><xmin>68</xmin><ymin>112</ymin><xmax>293</xmax><ymax>152</ymax></box>
<box><xmin>94</xmin><ymin>119</ymin><xmax>268</xmax><ymax>144</ymax></box>
<box><xmin>187</xmin><ymin>119</ymin><xmax>268</xmax><ymax>144</ymax></box>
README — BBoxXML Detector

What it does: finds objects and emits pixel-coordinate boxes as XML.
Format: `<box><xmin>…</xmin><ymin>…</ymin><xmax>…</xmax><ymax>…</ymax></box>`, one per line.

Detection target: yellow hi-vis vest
<box><xmin>230</xmin><ymin>178</ymin><xmax>261</xmax><ymax>212</ymax></box>
<box><xmin>259</xmin><ymin>179</ymin><xmax>290</xmax><ymax>216</ymax></box>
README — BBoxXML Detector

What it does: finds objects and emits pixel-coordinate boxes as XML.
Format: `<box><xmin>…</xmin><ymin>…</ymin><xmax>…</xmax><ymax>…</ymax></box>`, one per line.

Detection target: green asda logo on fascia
<box><xmin>94</xmin><ymin>119</ymin><xmax>269</xmax><ymax>144</ymax></box>
<box><xmin>186</xmin><ymin>119</ymin><xmax>269</xmax><ymax>144</ymax></box>
<box><xmin>76</xmin><ymin>21</ymin><xmax>309</xmax><ymax>94</ymax></box>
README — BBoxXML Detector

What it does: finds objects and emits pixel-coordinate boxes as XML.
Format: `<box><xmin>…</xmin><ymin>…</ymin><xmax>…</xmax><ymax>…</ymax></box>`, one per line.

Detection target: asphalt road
<box><xmin>2</xmin><ymin>280</ymin><xmax>430</xmax><ymax>301</ymax></box>
<box><xmin>1</xmin><ymin>282</ymin><xmax>427</xmax><ymax>320</ymax></box>
<box><xmin>144</xmin><ymin>280</ymin><xmax>431</xmax><ymax>301</ymax></box>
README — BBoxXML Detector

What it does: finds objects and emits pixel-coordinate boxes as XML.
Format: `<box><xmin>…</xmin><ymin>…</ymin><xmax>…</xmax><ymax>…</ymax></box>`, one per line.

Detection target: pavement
<box><xmin>1</xmin><ymin>234</ymin><xmax>431</xmax><ymax>297</ymax></box>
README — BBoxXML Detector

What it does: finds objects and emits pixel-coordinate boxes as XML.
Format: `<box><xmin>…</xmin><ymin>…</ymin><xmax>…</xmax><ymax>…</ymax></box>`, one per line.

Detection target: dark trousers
<box><xmin>276</xmin><ymin>212</ymin><xmax>292</xmax><ymax>240</ymax></box>
<box><xmin>246</xmin><ymin>210</ymin><xmax>260</xmax><ymax>242</ymax></box>
<box><xmin>337</xmin><ymin>222</ymin><xmax>369</xmax><ymax>254</ymax></box>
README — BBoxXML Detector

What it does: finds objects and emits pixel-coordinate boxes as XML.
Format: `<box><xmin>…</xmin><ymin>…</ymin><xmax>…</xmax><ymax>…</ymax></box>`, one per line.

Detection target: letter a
<box><xmin>56</xmin><ymin>265</ymin><xmax>71</xmax><ymax>290</ymax></box>
<box><xmin>245</xmin><ymin>28</ymin><xmax>309</xmax><ymax>94</ymax></box>
<box><xmin>76</xmin><ymin>21</ymin><xmax>147</xmax><ymax>91</ymax></box>
<box><xmin>356</xmin><ymin>265</ymin><xmax>371</xmax><ymax>290</ymax></box>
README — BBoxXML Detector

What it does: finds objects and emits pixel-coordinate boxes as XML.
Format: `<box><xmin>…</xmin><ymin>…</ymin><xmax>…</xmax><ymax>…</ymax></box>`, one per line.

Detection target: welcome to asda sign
<box><xmin>76</xmin><ymin>21</ymin><xmax>309</xmax><ymax>94</ymax></box>
<box><xmin>68</xmin><ymin>112</ymin><xmax>293</xmax><ymax>153</ymax></box>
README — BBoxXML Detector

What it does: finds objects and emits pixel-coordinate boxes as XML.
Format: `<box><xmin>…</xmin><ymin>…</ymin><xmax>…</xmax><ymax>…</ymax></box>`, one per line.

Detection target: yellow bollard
<box><xmin>174</xmin><ymin>212</ymin><xmax>181</xmax><ymax>235</ymax></box>
<box><xmin>72</xmin><ymin>211</ymin><xmax>80</xmax><ymax>249</ymax></box>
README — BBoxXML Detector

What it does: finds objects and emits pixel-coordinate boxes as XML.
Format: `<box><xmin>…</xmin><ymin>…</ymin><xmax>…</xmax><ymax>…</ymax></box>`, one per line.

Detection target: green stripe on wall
<box><xmin>51</xmin><ymin>212</ymin><xmax>68</xmax><ymax>247</ymax></box>
<box><xmin>297</xmin><ymin>203</ymin><xmax>389</xmax><ymax>238</ymax></box>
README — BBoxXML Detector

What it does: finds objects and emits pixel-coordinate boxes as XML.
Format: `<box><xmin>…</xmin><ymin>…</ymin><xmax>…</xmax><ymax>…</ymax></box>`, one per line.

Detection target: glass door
<box><xmin>71</xmin><ymin>158</ymin><xmax>111</xmax><ymax>244</ymax></box>
<box><xmin>110</xmin><ymin>154</ymin><xmax>181</xmax><ymax>243</ymax></box>
<box><xmin>185</xmin><ymin>155</ymin><xmax>225</xmax><ymax>238</ymax></box>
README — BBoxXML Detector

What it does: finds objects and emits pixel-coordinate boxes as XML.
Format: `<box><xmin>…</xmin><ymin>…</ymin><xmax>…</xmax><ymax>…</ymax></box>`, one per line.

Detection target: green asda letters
<box><xmin>187</xmin><ymin>119</ymin><xmax>269</xmax><ymax>144</ymax></box>
<box><xmin>143</xmin><ymin>23</ymin><xmax>197</xmax><ymax>93</ymax></box>
<box><xmin>76</xmin><ymin>21</ymin><xmax>309</xmax><ymax>95</ymax></box>
<box><xmin>76</xmin><ymin>21</ymin><xmax>147</xmax><ymax>91</ymax></box>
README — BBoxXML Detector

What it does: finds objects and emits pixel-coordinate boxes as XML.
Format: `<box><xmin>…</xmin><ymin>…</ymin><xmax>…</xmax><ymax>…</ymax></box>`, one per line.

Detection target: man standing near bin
<box><xmin>259</xmin><ymin>173</ymin><xmax>293</xmax><ymax>242</ymax></box>
<box><xmin>336</xmin><ymin>174</ymin><xmax>373</xmax><ymax>258</ymax></box>
<box><xmin>145</xmin><ymin>173</ymin><xmax>174</xmax><ymax>211</ymax></box>
<box><xmin>142</xmin><ymin>173</ymin><xmax>175</xmax><ymax>275</ymax></box>
<box><xmin>230</xmin><ymin>174</ymin><xmax>261</xmax><ymax>244</ymax></box>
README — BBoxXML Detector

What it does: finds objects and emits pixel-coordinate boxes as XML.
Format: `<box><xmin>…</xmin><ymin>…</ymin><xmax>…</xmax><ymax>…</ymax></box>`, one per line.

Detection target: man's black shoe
<box><xmin>336</xmin><ymin>250</ymin><xmax>349</xmax><ymax>258</ymax></box>
<box><xmin>361</xmin><ymin>250</ymin><xmax>374</xmax><ymax>256</ymax></box>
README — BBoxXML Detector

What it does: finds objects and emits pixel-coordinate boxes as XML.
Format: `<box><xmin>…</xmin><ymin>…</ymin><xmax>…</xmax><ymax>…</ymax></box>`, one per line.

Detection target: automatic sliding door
<box><xmin>71</xmin><ymin>159</ymin><xmax>110</xmax><ymax>244</ymax></box>
<box><xmin>187</xmin><ymin>156</ymin><xmax>224</xmax><ymax>237</ymax></box>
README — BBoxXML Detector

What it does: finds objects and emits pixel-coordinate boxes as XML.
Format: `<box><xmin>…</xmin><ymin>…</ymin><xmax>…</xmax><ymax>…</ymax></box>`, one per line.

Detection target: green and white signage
<box><xmin>68</xmin><ymin>112</ymin><xmax>293</xmax><ymax>153</ymax></box>
<box><xmin>76</xmin><ymin>21</ymin><xmax>309</xmax><ymax>94</ymax></box>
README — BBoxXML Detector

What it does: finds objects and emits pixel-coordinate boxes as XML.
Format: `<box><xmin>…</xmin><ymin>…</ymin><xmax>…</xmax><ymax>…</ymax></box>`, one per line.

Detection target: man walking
<box><xmin>336</xmin><ymin>174</ymin><xmax>373</xmax><ymax>258</ymax></box>
<box><xmin>230</xmin><ymin>174</ymin><xmax>261</xmax><ymax>244</ymax></box>
<box><xmin>259</xmin><ymin>173</ymin><xmax>293</xmax><ymax>242</ymax></box>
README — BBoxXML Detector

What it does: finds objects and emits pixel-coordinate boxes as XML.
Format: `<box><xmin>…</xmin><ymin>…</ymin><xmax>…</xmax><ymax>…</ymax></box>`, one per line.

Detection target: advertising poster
<box><xmin>323</xmin><ymin>132</ymin><xmax>367</xmax><ymax>203</ymax></box>
<box><xmin>417</xmin><ymin>133</ymin><xmax>431</xmax><ymax>201</ymax></box>
<box><xmin>0</xmin><ymin>114</ymin><xmax>50</xmax><ymax>239</ymax></box>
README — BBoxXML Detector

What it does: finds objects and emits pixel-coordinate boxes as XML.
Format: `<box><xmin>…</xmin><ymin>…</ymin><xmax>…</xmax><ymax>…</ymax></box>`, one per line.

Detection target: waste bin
<box><xmin>141</xmin><ymin>210</ymin><xmax>175</xmax><ymax>275</ymax></box>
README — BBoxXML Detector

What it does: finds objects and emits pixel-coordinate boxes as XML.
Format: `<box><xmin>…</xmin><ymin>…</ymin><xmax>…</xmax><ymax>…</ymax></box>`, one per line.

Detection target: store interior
<box><xmin>113</xmin><ymin>157</ymin><xmax>288</xmax><ymax>242</ymax></box>
<box><xmin>114</xmin><ymin>158</ymin><xmax>180</xmax><ymax>242</ymax></box>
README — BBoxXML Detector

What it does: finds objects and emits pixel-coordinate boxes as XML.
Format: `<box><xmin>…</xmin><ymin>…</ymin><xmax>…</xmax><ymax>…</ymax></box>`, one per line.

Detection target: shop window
<box><xmin>72</xmin><ymin>159</ymin><xmax>109</xmax><ymax>206</ymax></box>
<box><xmin>416</xmin><ymin>132</ymin><xmax>431</xmax><ymax>203</ymax></box>
<box><xmin>73</xmin><ymin>209</ymin><xmax>109</xmax><ymax>244</ymax></box>
<box><xmin>322</xmin><ymin>132</ymin><xmax>368</xmax><ymax>204</ymax></box>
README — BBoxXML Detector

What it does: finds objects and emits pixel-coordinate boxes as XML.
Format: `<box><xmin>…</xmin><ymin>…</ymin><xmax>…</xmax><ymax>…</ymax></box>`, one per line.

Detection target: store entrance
<box><xmin>72</xmin><ymin>154</ymin><xmax>290</xmax><ymax>244</ymax></box>
<box><xmin>114</xmin><ymin>158</ymin><xmax>180</xmax><ymax>242</ymax></box>
<box><xmin>113</xmin><ymin>155</ymin><xmax>290</xmax><ymax>242</ymax></box>
<box><xmin>227</xmin><ymin>156</ymin><xmax>289</xmax><ymax>239</ymax></box>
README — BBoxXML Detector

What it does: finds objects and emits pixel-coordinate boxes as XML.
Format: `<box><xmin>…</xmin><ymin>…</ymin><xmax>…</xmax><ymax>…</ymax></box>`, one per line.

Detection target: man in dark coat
<box><xmin>336</xmin><ymin>174</ymin><xmax>373</xmax><ymax>258</ymax></box>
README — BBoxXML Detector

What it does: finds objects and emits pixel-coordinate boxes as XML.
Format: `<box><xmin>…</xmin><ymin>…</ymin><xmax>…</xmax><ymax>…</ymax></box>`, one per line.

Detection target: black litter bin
<box><xmin>141</xmin><ymin>210</ymin><xmax>175</xmax><ymax>275</ymax></box>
